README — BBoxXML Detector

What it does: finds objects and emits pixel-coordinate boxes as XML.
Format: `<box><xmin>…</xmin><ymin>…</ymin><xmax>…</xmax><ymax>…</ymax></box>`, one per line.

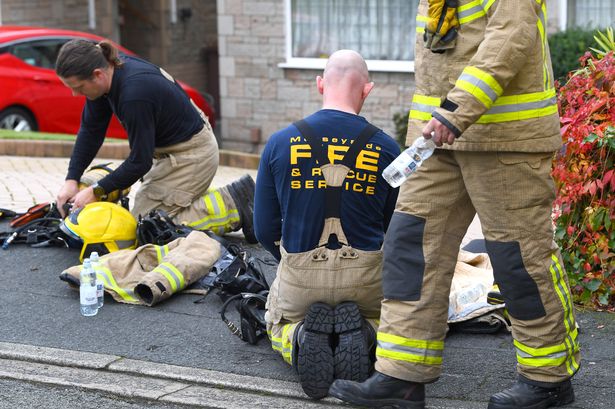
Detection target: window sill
<box><xmin>278</xmin><ymin>58</ymin><xmax>415</xmax><ymax>73</ymax></box>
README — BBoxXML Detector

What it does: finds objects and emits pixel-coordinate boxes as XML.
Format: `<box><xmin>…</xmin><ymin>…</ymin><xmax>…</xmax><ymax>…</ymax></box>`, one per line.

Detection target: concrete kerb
<box><xmin>0</xmin><ymin>139</ymin><xmax>260</xmax><ymax>170</ymax></box>
<box><xmin>0</xmin><ymin>342</ymin><xmax>343</xmax><ymax>408</ymax></box>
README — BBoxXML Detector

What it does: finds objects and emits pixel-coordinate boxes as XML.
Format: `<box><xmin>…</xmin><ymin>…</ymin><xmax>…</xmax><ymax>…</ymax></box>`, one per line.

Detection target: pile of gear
<box><xmin>0</xmin><ymin>162</ymin><xmax>271</xmax><ymax>344</ymax></box>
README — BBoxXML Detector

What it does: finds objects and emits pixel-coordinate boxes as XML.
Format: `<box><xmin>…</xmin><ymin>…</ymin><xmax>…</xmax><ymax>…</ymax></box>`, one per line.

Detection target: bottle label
<box><xmin>80</xmin><ymin>286</ymin><xmax>97</xmax><ymax>305</ymax></box>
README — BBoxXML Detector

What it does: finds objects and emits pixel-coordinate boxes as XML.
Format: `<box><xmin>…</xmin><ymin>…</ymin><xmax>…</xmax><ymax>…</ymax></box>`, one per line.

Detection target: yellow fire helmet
<box><xmin>78</xmin><ymin>163</ymin><xmax>131</xmax><ymax>203</ymax></box>
<box><xmin>60</xmin><ymin>202</ymin><xmax>137</xmax><ymax>262</ymax></box>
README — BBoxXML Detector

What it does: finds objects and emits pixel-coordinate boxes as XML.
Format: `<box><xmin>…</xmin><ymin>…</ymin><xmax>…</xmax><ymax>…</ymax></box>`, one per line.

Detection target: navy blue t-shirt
<box><xmin>66</xmin><ymin>56</ymin><xmax>204</xmax><ymax>193</ymax></box>
<box><xmin>254</xmin><ymin>109</ymin><xmax>400</xmax><ymax>260</ymax></box>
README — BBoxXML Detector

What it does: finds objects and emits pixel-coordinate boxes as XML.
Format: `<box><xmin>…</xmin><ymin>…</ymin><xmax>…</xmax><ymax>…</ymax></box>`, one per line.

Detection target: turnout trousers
<box><xmin>375</xmin><ymin>149</ymin><xmax>580</xmax><ymax>385</ymax></box>
<box><xmin>131</xmin><ymin>119</ymin><xmax>241</xmax><ymax>235</ymax></box>
<box><xmin>265</xmin><ymin>162</ymin><xmax>383</xmax><ymax>365</ymax></box>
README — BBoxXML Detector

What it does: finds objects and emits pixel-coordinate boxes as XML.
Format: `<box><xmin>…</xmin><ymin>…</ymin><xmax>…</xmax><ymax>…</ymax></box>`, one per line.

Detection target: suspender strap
<box><xmin>293</xmin><ymin>120</ymin><xmax>329</xmax><ymax>166</ymax></box>
<box><xmin>340</xmin><ymin>123</ymin><xmax>379</xmax><ymax>168</ymax></box>
<box><xmin>291</xmin><ymin>120</ymin><xmax>380</xmax><ymax>220</ymax></box>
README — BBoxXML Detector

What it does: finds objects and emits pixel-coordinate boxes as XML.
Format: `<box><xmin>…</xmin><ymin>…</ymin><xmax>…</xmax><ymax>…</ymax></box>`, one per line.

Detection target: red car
<box><xmin>0</xmin><ymin>26</ymin><xmax>215</xmax><ymax>138</ymax></box>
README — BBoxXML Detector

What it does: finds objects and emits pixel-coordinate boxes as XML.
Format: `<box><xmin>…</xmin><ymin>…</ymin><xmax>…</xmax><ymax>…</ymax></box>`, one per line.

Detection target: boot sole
<box><xmin>297</xmin><ymin>302</ymin><xmax>335</xmax><ymax>399</ymax></box>
<box><xmin>487</xmin><ymin>387</ymin><xmax>575</xmax><ymax>409</ymax></box>
<box><xmin>334</xmin><ymin>301</ymin><xmax>370</xmax><ymax>382</ymax></box>
<box><xmin>329</xmin><ymin>383</ymin><xmax>425</xmax><ymax>409</ymax></box>
<box><xmin>228</xmin><ymin>175</ymin><xmax>257</xmax><ymax>244</ymax></box>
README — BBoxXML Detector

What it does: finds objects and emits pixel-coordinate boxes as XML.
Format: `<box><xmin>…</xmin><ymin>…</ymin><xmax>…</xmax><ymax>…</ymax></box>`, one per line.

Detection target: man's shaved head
<box><xmin>323</xmin><ymin>49</ymin><xmax>369</xmax><ymax>84</ymax></box>
<box><xmin>317</xmin><ymin>50</ymin><xmax>373</xmax><ymax>114</ymax></box>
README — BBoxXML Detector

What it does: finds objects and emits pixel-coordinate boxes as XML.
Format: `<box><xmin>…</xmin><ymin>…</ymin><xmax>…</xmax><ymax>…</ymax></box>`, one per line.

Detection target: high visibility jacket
<box><xmin>409</xmin><ymin>0</ymin><xmax>561</xmax><ymax>152</ymax></box>
<box><xmin>60</xmin><ymin>231</ymin><xmax>222</xmax><ymax>306</ymax></box>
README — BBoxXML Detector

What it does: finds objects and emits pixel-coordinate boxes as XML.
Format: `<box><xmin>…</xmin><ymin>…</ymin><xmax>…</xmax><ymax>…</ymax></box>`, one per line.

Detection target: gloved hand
<box><xmin>424</xmin><ymin>0</ymin><xmax>459</xmax><ymax>52</ymax></box>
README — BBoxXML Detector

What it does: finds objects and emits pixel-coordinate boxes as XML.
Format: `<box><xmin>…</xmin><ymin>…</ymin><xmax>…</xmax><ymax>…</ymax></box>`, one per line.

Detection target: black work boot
<box><xmin>488</xmin><ymin>378</ymin><xmax>575</xmax><ymax>409</ymax></box>
<box><xmin>333</xmin><ymin>301</ymin><xmax>371</xmax><ymax>382</ymax></box>
<box><xmin>329</xmin><ymin>371</ymin><xmax>425</xmax><ymax>408</ymax></box>
<box><xmin>296</xmin><ymin>302</ymin><xmax>335</xmax><ymax>399</ymax></box>
<box><xmin>226</xmin><ymin>174</ymin><xmax>257</xmax><ymax>244</ymax></box>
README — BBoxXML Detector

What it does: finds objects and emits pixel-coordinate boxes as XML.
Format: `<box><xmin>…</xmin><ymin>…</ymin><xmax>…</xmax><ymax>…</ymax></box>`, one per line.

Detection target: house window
<box><xmin>280</xmin><ymin>0</ymin><xmax>418</xmax><ymax>72</ymax></box>
<box><xmin>568</xmin><ymin>0</ymin><xmax>615</xmax><ymax>29</ymax></box>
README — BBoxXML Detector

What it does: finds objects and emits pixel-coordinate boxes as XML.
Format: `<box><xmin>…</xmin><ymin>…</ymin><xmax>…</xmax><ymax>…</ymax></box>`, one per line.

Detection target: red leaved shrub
<box><xmin>552</xmin><ymin>51</ymin><xmax>615</xmax><ymax>310</ymax></box>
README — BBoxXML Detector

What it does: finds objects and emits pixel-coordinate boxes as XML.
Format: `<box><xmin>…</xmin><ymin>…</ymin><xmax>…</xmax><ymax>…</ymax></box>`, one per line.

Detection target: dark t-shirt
<box><xmin>66</xmin><ymin>56</ymin><xmax>204</xmax><ymax>193</ymax></box>
<box><xmin>254</xmin><ymin>109</ymin><xmax>400</xmax><ymax>260</ymax></box>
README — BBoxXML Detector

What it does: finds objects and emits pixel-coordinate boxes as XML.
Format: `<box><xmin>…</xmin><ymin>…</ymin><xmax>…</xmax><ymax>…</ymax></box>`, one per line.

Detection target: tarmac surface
<box><xmin>0</xmin><ymin>154</ymin><xmax>614</xmax><ymax>408</ymax></box>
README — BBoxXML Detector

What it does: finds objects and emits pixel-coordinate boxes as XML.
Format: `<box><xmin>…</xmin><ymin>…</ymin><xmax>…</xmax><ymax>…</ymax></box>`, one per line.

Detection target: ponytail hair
<box><xmin>56</xmin><ymin>39</ymin><xmax>123</xmax><ymax>80</ymax></box>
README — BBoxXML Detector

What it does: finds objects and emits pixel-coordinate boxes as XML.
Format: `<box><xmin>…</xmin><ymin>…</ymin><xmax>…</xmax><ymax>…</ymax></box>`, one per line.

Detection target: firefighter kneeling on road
<box><xmin>329</xmin><ymin>1</ymin><xmax>581</xmax><ymax>409</ymax></box>
<box><xmin>253</xmin><ymin>50</ymin><xmax>401</xmax><ymax>399</ymax></box>
<box><xmin>53</xmin><ymin>39</ymin><xmax>256</xmax><ymax>243</ymax></box>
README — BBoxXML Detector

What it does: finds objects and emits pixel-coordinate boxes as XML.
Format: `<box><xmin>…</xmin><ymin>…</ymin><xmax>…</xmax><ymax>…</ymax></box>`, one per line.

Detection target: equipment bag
<box><xmin>193</xmin><ymin>242</ymin><xmax>271</xmax><ymax>301</ymax></box>
<box><xmin>220</xmin><ymin>291</ymin><xmax>268</xmax><ymax>345</ymax></box>
<box><xmin>1</xmin><ymin>216</ymin><xmax>70</xmax><ymax>250</ymax></box>
<box><xmin>136</xmin><ymin>209</ymin><xmax>195</xmax><ymax>246</ymax></box>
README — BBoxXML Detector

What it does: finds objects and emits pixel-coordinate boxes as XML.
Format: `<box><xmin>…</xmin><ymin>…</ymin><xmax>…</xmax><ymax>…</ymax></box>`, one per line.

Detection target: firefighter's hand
<box><xmin>71</xmin><ymin>187</ymin><xmax>97</xmax><ymax>213</ymax></box>
<box><xmin>423</xmin><ymin>118</ymin><xmax>456</xmax><ymax>146</ymax></box>
<box><xmin>56</xmin><ymin>180</ymin><xmax>79</xmax><ymax>217</ymax></box>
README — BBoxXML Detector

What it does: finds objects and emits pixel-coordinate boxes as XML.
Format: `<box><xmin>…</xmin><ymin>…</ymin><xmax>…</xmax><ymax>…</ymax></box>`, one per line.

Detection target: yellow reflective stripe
<box><xmin>514</xmin><ymin>329</ymin><xmax>575</xmax><ymax>356</ymax></box>
<box><xmin>410</xmin><ymin>111</ymin><xmax>432</xmax><ymax>121</ymax></box>
<box><xmin>416</xmin><ymin>15</ymin><xmax>428</xmax><ymax>34</ymax></box>
<box><xmin>188</xmin><ymin>190</ymin><xmax>240</xmax><ymax>233</ymax></box>
<box><xmin>92</xmin><ymin>265</ymin><xmax>138</xmax><ymax>303</ymax></box>
<box><xmin>536</xmin><ymin>1</ymin><xmax>551</xmax><ymax>90</ymax></box>
<box><xmin>457</xmin><ymin>0</ymin><xmax>496</xmax><ymax>24</ymax></box>
<box><xmin>269</xmin><ymin>323</ymin><xmax>297</xmax><ymax>365</ymax></box>
<box><xmin>516</xmin><ymin>355</ymin><xmax>567</xmax><ymax>367</ymax></box>
<box><xmin>378</xmin><ymin>332</ymin><xmax>444</xmax><ymax>350</ymax></box>
<box><xmin>282</xmin><ymin>322</ymin><xmax>298</xmax><ymax>364</ymax></box>
<box><xmin>153</xmin><ymin>262</ymin><xmax>186</xmax><ymax>293</ymax></box>
<box><xmin>456</xmin><ymin>66</ymin><xmax>503</xmax><ymax>108</ymax></box>
<box><xmin>155</xmin><ymin>244</ymin><xmax>169</xmax><ymax>264</ymax></box>
<box><xmin>409</xmin><ymin>94</ymin><xmax>440</xmax><ymax>121</ymax></box>
<box><xmin>269</xmin><ymin>333</ymin><xmax>283</xmax><ymax>352</ymax></box>
<box><xmin>549</xmin><ymin>254</ymin><xmax>581</xmax><ymax>375</ymax></box>
<box><xmin>376</xmin><ymin>332</ymin><xmax>444</xmax><ymax>365</ymax></box>
<box><xmin>477</xmin><ymin>88</ymin><xmax>557</xmax><ymax>123</ymax></box>
<box><xmin>514</xmin><ymin>328</ymin><xmax>579</xmax><ymax>368</ymax></box>
<box><xmin>376</xmin><ymin>347</ymin><xmax>443</xmax><ymax>365</ymax></box>
<box><xmin>463</xmin><ymin>66</ymin><xmax>503</xmax><ymax>96</ymax></box>
<box><xmin>491</xmin><ymin>88</ymin><xmax>555</xmax><ymax>105</ymax></box>
<box><xmin>410</xmin><ymin>88</ymin><xmax>557</xmax><ymax>124</ymax></box>
<box><xmin>514</xmin><ymin>254</ymin><xmax>580</xmax><ymax>374</ymax></box>
<box><xmin>477</xmin><ymin>104</ymin><xmax>558</xmax><ymax>123</ymax></box>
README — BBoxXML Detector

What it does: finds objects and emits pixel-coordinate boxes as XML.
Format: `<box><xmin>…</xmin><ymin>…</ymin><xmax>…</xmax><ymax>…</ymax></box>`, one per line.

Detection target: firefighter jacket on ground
<box><xmin>60</xmin><ymin>231</ymin><xmax>222</xmax><ymax>306</ymax></box>
<box><xmin>409</xmin><ymin>0</ymin><xmax>561</xmax><ymax>153</ymax></box>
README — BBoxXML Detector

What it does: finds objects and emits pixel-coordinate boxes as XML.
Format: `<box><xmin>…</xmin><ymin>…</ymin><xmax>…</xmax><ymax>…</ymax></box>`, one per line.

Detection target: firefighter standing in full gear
<box><xmin>330</xmin><ymin>1</ymin><xmax>581</xmax><ymax>409</ymax></box>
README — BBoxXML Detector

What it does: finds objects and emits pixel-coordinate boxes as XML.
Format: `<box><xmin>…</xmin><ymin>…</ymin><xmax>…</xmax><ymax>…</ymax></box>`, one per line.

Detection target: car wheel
<box><xmin>0</xmin><ymin>107</ymin><xmax>38</xmax><ymax>132</ymax></box>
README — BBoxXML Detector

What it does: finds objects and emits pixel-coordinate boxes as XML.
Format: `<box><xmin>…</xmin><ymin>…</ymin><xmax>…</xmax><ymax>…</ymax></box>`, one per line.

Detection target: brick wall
<box><xmin>1</xmin><ymin>0</ymin><xmax>117</xmax><ymax>39</ymax></box>
<box><xmin>119</xmin><ymin>0</ymin><xmax>218</xmax><ymax>96</ymax></box>
<box><xmin>217</xmin><ymin>0</ymin><xmax>415</xmax><ymax>153</ymax></box>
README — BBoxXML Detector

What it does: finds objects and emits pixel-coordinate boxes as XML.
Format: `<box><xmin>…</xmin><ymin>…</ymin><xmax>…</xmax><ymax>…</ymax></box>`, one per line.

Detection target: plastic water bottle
<box><xmin>382</xmin><ymin>136</ymin><xmax>437</xmax><ymax>188</ymax></box>
<box><xmin>90</xmin><ymin>252</ymin><xmax>104</xmax><ymax>309</ymax></box>
<box><xmin>80</xmin><ymin>258</ymin><xmax>98</xmax><ymax>317</ymax></box>
<box><xmin>456</xmin><ymin>282</ymin><xmax>487</xmax><ymax>306</ymax></box>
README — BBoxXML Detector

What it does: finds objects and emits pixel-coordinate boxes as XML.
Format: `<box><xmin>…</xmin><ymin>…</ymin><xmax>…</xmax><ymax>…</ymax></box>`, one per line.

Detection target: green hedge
<box><xmin>548</xmin><ymin>27</ymin><xmax>600</xmax><ymax>84</ymax></box>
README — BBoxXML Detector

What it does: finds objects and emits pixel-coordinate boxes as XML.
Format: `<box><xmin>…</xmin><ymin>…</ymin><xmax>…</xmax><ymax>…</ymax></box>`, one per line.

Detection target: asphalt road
<box><xmin>0</xmin><ymin>220</ymin><xmax>614</xmax><ymax>408</ymax></box>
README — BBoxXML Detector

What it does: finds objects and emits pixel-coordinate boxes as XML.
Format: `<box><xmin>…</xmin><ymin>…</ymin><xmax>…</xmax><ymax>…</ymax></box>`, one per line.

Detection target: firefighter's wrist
<box><xmin>432</xmin><ymin>111</ymin><xmax>462</xmax><ymax>138</ymax></box>
<box><xmin>91</xmin><ymin>183</ymin><xmax>108</xmax><ymax>200</ymax></box>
